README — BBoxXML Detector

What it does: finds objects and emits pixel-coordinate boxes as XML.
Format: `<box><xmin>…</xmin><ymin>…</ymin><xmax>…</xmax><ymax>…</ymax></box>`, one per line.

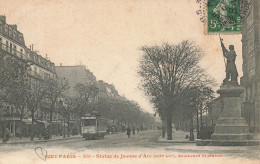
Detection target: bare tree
<box><xmin>25</xmin><ymin>79</ymin><xmax>46</xmax><ymax>141</ymax></box>
<box><xmin>138</xmin><ymin>41</ymin><xmax>214</xmax><ymax>140</ymax></box>
<box><xmin>74</xmin><ymin>83</ymin><xmax>99</xmax><ymax>118</ymax></box>
<box><xmin>74</xmin><ymin>83</ymin><xmax>98</xmax><ymax>133</ymax></box>
<box><xmin>44</xmin><ymin>77</ymin><xmax>69</xmax><ymax>139</ymax></box>
<box><xmin>57</xmin><ymin>96</ymin><xmax>77</xmax><ymax>137</ymax></box>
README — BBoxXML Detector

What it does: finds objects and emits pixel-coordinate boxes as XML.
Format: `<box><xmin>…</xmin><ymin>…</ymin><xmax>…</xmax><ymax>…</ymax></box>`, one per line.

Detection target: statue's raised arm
<box><xmin>220</xmin><ymin>39</ymin><xmax>238</xmax><ymax>85</ymax></box>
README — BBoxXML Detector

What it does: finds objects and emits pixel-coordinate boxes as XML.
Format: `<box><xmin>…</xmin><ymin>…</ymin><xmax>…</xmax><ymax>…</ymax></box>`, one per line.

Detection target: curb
<box><xmin>0</xmin><ymin>136</ymin><xmax>82</xmax><ymax>145</ymax></box>
<box><xmin>197</xmin><ymin>139</ymin><xmax>260</xmax><ymax>146</ymax></box>
<box><xmin>157</xmin><ymin>140</ymin><xmax>196</xmax><ymax>143</ymax></box>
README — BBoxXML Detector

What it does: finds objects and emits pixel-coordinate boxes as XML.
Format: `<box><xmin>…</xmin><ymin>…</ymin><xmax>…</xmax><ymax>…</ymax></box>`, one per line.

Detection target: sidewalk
<box><xmin>0</xmin><ymin>134</ymin><xmax>82</xmax><ymax>145</ymax></box>
<box><xmin>157</xmin><ymin>130</ymin><xmax>197</xmax><ymax>143</ymax></box>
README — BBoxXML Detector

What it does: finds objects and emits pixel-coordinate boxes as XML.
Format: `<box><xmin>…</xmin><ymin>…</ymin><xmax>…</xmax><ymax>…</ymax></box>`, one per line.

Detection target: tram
<box><xmin>81</xmin><ymin>113</ymin><xmax>107</xmax><ymax>140</ymax></box>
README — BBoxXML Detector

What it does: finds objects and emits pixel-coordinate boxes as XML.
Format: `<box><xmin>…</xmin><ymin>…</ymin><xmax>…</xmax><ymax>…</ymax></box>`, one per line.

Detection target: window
<box><xmin>30</xmin><ymin>53</ymin><xmax>34</xmax><ymax>60</ymax></box>
<box><xmin>246</xmin><ymin>87</ymin><xmax>248</xmax><ymax>101</ymax></box>
<box><xmin>9</xmin><ymin>28</ymin><xmax>12</xmax><ymax>38</ymax></box>
<box><xmin>10</xmin><ymin>43</ymin><xmax>12</xmax><ymax>54</ymax></box>
<box><xmin>10</xmin><ymin>107</ymin><xmax>14</xmax><ymax>115</ymax></box>
<box><xmin>5</xmin><ymin>106</ymin><xmax>10</xmax><ymax>113</ymax></box>
<box><xmin>19</xmin><ymin>34</ymin><xmax>22</xmax><ymax>42</ymax></box>
<box><xmin>6</xmin><ymin>41</ymin><xmax>8</xmax><ymax>50</ymax></box>
<box><xmin>13</xmin><ymin>31</ymin><xmax>16</xmax><ymax>39</ymax></box>
<box><xmin>34</xmin><ymin>67</ymin><xmax>37</xmax><ymax>76</ymax></box>
<box><xmin>14</xmin><ymin>45</ymin><xmax>16</xmax><ymax>55</ymax></box>
<box><xmin>46</xmin><ymin>114</ymin><xmax>50</xmax><ymax>120</ymax></box>
<box><xmin>83</xmin><ymin>119</ymin><xmax>96</xmax><ymax>126</ymax></box>
<box><xmin>5</xmin><ymin>26</ymin><xmax>7</xmax><ymax>35</ymax></box>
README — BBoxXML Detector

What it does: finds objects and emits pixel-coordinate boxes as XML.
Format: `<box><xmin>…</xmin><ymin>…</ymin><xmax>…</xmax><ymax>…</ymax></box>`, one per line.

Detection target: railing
<box><xmin>0</xmin><ymin>43</ymin><xmax>24</xmax><ymax>59</ymax></box>
<box><xmin>0</xmin><ymin>42</ymin><xmax>56</xmax><ymax>74</ymax></box>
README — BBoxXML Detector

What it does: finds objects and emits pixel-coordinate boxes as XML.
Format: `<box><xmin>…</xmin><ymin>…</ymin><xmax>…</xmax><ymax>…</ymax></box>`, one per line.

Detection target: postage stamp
<box><xmin>206</xmin><ymin>0</ymin><xmax>241</xmax><ymax>34</ymax></box>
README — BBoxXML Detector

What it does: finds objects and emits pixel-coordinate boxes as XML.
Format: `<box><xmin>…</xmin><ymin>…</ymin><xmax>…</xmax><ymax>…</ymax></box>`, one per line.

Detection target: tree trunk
<box><xmin>200</xmin><ymin>111</ymin><xmax>203</xmax><ymax>128</ymax></box>
<box><xmin>196</xmin><ymin>111</ymin><xmax>199</xmax><ymax>132</ymax></box>
<box><xmin>2</xmin><ymin>122</ymin><xmax>6</xmax><ymax>143</ymax></box>
<box><xmin>67</xmin><ymin>119</ymin><xmax>70</xmax><ymax>137</ymax></box>
<box><xmin>78</xmin><ymin>119</ymin><xmax>82</xmax><ymax>134</ymax></box>
<box><xmin>19</xmin><ymin>117</ymin><xmax>23</xmax><ymax>139</ymax></box>
<box><xmin>162</xmin><ymin>126</ymin><xmax>166</xmax><ymax>138</ymax></box>
<box><xmin>162</xmin><ymin>119</ymin><xmax>166</xmax><ymax>138</ymax></box>
<box><xmin>166</xmin><ymin>115</ymin><xmax>172</xmax><ymax>140</ymax></box>
<box><xmin>49</xmin><ymin>110</ymin><xmax>53</xmax><ymax>139</ymax></box>
<box><xmin>19</xmin><ymin>107</ymin><xmax>24</xmax><ymax>139</ymax></box>
<box><xmin>30</xmin><ymin>111</ymin><xmax>34</xmax><ymax>141</ymax></box>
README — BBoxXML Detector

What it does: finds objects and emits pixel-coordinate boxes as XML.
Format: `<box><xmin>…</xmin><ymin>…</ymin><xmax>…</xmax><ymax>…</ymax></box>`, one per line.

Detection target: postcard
<box><xmin>0</xmin><ymin>0</ymin><xmax>259</xmax><ymax>164</ymax></box>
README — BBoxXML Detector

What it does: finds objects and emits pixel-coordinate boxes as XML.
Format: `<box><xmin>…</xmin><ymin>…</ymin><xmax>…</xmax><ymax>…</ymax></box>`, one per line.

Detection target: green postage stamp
<box><xmin>207</xmin><ymin>0</ymin><xmax>241</xmax><ymax>34</ymax></box>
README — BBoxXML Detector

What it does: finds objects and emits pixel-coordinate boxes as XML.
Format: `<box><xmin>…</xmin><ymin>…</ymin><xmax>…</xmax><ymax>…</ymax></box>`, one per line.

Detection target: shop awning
<box><xmin>0</xmin><ymin>116</ymin><xmax>20</xmax><ymax>121</ymax></box>
<box><xmin>22</xmin><ymin>118</ymin><xmax>32</xmax><ymax>124</ymax></box>
<box><xmin>36</xmin><ymin>120</ymin><xmax>50</xmax><ymax>126</ymax></box>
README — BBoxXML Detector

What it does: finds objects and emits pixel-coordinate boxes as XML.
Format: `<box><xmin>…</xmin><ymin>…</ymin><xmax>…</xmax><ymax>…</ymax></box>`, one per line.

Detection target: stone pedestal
<box><xmin>197</xmin><ymin>84</ymin><xmax>258</xmax><ymax>146</ymax></box>
<box><xmin>211</xmin><ymin>84</ymin><xmax>253</xmax><ymax>140</ymax></box>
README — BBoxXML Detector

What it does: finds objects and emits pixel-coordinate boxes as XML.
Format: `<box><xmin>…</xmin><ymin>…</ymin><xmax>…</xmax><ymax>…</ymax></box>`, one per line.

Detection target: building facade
<box><xmin>97</xmin><ymin>80</ymin><xmax>119</xmax><ymax>98</ymax></box>
<box><xmin>240</xmin><ymin>0</ymin><xmax>260</xmax><ymax>133</ymax></box>
<box><xmin>0</xmin><ymin>16</ymin><xmax>26</xmax><ymax>60</ymax></box>
<box><xmin>0</xmin><ymin>15</ymin><xmax>59</xmax><ymax>138</ymax></box>
<box><xmin>55</xmin><ymin>65</ymin><xmax>96</xmax><ymax>96</ymax></box>
<box><xmin>0</xmin><ymin>15</ymin><xmax>28</xmax><ymax>138</ymax></box>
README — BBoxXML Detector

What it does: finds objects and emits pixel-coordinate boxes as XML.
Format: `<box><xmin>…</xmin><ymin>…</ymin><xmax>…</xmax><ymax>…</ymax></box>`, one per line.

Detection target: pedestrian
<box><xmin>111</xmin><ymin>127</ymin><xmax>114</xmax><ymax>134</ymax></box>
<box><xmin>3</xmin><ymin>128</ymin><xmax>10</xmax><ymax>143</ymax></box>
<box><xmin>185</xmin><ymin>135</ymin><xmax>189</xmax><ymax>140</ymax></box>
<box><xmin>126</xmin><ymin>127</ymin><xmax>131</xmax><ymax>138</ymax></box>
<box><xmin>137</xmin><ymin>128</ymin><xmax>139</xmax><ymax>133</ymax></box>
<box><xmin>132</xmin><ymin>127</ymin><xmax>135</xmax><ymax>135</ymax></box>
<box><xmin>106</xmin><ymin>127</ymin><xmax>110</xmax><ymax>134</ymax></box>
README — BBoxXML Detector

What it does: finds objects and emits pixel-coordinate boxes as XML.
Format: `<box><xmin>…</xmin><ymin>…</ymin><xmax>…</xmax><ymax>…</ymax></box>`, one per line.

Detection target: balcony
<box><xmin>0</xmin><ymin>43</ymin><xmax>24</xmax><ymax>59</ymax></box>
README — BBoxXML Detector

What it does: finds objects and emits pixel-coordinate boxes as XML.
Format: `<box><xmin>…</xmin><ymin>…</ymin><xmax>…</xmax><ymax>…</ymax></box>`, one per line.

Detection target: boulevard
<box><xmin>0</xmin><ymin>130</ymin><xmax>259</xmax><ymax>161</ymax></box>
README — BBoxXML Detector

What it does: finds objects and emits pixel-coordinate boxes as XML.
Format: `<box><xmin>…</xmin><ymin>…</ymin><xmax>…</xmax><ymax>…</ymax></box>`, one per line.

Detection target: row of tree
<box><xmin>138</xmin><ymin>41</ymin><xmax>215</xmax><ymax>140</ymax></box>
<box><xmin>0</xmin><ymin>53</ymin><xmax>156</xmax><ymax>141</ymax></box>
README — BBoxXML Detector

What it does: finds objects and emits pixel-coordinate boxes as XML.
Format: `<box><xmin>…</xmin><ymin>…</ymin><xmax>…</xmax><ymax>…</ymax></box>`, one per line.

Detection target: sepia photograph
<box><xmin>0</xmin><ymin>0</ymin><xmax>259</xmax><ymax>164</ymax></box>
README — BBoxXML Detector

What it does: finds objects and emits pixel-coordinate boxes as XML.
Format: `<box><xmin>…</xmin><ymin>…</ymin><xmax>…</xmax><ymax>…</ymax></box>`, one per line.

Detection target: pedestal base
<box><xmin>211</xmin><ymin>117</ymin><xmax>253</xmax><ymax>140</ymax></box>
<box><xmin>197</xmin><ymin>85</ymin><xmax>254</xmax><ymax>146</ymax></box>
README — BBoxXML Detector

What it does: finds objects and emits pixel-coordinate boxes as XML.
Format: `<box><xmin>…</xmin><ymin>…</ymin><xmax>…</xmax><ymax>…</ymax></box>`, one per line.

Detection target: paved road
<box><xmin>0</xmin><ymin>130</ymin><xmax>162</xmax><ymax>151</ymax></box>
<box><xmin>0</xmin><ymin>130</ymin><xmax>259</xmax><ymax>162</ymax></box>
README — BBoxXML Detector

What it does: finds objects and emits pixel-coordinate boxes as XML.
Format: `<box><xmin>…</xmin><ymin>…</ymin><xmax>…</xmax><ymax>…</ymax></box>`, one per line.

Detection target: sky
<box><xmin>0</xmin><ymin>0</ymin><xmax>242</xmax><ymax>113</ymax></box>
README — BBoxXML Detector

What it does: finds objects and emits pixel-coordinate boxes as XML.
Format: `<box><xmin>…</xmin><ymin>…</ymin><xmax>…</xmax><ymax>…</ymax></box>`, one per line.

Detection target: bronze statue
<box><xmin>219</xmin><ymin>37</ymin><xmax>238</xmax><ymax>85</ymax></box>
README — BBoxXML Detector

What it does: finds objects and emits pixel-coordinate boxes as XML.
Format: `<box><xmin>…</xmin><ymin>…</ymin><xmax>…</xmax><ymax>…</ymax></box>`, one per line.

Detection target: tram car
<box><xmin>81</xmin><ymin>113</ymin><xmax>107</xmax><ymax>140</ymax></box>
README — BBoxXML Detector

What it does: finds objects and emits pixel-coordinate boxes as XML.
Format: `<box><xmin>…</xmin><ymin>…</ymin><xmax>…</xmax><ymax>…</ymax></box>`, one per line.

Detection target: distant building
<box><xmin>240</xmin><ymin>0</ymin><xmax>260</xmax><ymax>133</ymax></box>
<box><xmin>55</xmin><ymin>65</ymin><xmax>96</xmax><ymax>96</ymax></box>
<box><xmin>97</xmin><ymin>80</ymin><xmax>119</xmax><ymax>98</ymax></box>
<box><xmin>26</xmin><ymin>48</ymin><xmax>56</xmax><ymax>81</ymax></box>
